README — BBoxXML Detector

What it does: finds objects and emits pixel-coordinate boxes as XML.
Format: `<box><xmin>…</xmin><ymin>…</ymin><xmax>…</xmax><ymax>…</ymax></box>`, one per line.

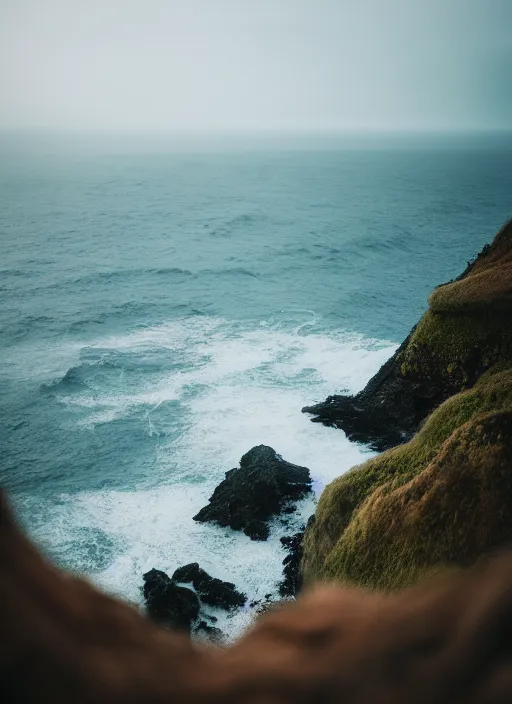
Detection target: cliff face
<box><xmin>302</xmin><ymin>221</ymin><xmax>512</xmax><ymax>588</ymax></box>
<box><xmin>302</xmin><ymin>220</ymin><xmax>512</xmax><ymax>452</ymax></box>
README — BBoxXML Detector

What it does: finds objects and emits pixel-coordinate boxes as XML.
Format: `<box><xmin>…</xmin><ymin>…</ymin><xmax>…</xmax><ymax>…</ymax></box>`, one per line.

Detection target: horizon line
<box><xmin>1</xmin><ymin>126</ymin><xmax>511</xmax><ymax>136</ymax></box>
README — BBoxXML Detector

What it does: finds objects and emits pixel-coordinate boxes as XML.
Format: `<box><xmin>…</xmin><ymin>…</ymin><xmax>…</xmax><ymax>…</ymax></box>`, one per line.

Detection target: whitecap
<box><xmin>19</xmin><ymin>315</ymin><xmax>397</xmax><ymax>640</ymax></box>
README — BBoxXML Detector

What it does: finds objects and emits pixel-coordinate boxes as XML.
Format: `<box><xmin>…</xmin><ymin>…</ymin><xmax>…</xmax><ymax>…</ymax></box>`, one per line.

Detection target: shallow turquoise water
<box><xmin>1</xmin><ymin>132</ymin><xmax>511</xmax><ymax>636</ymax></box>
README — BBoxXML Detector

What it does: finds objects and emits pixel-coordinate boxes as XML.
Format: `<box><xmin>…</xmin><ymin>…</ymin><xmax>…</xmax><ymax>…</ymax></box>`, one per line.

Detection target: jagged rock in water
<box><xmin>193</xmin><ymin>445</ymin><xmax>312</xmax><ymax>540</ymax></box>
<box><xmin>142</xmin><ymin>568</ymin><xmax>199</xmax><ymax>632</ymax></box>
<box><xmin>278</xmin><ymin>531</ymin><xmax>305</xmax><ymax>597</ymax></box>
<box><xmin>172</xmin><ymin>563</ymin><xmax>246</xmax><ymax>610</ymax></box>
<box><xmin>303</xmin><ymin>220</ymin><xmax>512</xmax><ymax>452</ymax></box>
<box><xmin>302</xmin><ymin>333</ymin><xmax>425</xmax><ymax>452</ymax></box>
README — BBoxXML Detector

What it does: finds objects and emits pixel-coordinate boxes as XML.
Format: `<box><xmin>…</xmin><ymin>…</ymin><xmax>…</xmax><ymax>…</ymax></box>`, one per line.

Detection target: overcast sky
<box><xmin>0</xmin><ymin>0</ymin><xmax>511</xmax><ymax>132</ymax></box>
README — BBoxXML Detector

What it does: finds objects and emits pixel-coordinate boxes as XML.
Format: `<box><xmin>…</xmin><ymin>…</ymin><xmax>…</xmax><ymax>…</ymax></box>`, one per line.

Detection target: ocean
<box><xmin>1</xmin><ymin>131</ymin><xmax>511</xmax><ymax>637</ymax></box>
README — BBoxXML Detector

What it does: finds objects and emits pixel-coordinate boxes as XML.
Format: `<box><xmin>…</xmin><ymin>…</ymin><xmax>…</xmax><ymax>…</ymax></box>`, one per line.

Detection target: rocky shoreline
<box><xmin>143</xmin><ymin>563</ymin><xmax>246</xmax><ymax>640</ymax></box>
<box><xmin>302</xmin><ymin>223</ymin><xmax>512</xmax><ymax>452</ymax></box>
<box><xmin>142</xmin><ymin>220</ymin><xmax>512</xmax><ymax>639</ymax></box>
<box><xmin>141</xmin><ymin>445</ymin><xmax>312</xmax><ymax>639</ymax></box>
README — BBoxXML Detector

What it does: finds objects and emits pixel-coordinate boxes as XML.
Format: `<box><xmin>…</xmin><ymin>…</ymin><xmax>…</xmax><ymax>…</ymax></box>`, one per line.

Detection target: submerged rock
<box><xmin>172</xmin><ymin>563</ymin><xmax>246</xmax><ymax>609</ymax></box>
<box><xmin>303</xmin><ymin>220</ymin><xmax>512</xmax><ymax>451</ymax></box>
<box><xmin>142</xmin><ymin>568</ymin><xmax>200</xmax><ymax>632</ymax></box>
<box><xmin>193</xmin><ymin>445</ymin><xmax>312</xmax><ymax>540</ymax></box>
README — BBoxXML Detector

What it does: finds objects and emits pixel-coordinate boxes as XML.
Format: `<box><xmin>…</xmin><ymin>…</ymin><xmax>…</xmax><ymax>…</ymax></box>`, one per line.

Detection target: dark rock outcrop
<box><xmin>302</xmin><ymin>331</ymin><xmax>426</xmax><ymax>451</ymax></box>
<box><xmin>172</xmin><ymin>563</ymin><xmax>246</xmax><ymax>610</ymax></box>
<box><xmin>142</xmin><ymin>568</ymin><xmax>200</xmax><ymax>632</ymax></box>
<box><xmin>278</xmin><ymin>532</ymin><xmax>305</xmax><ymax>597</ymax></box>
<box><xmin>193</xmin><ymin>445</ymin><xmax>312</xmax><ymax>540</ymax></box>
<box><xmin>303</xmin><ymin>220</ymin><xmax>512</xmax><ymax>452</ymax></box>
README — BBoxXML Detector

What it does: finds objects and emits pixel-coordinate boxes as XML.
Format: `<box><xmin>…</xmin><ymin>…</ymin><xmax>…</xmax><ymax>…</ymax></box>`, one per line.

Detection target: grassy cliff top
<box><xmin>429</xmin><ymin>221</ymin><xmax>512</xmax><ymax>314</ymax></box>
<box><xmin>401</xmin><ymin>220</ymin><xmax>512</xmax><ymax>392</ymax></box>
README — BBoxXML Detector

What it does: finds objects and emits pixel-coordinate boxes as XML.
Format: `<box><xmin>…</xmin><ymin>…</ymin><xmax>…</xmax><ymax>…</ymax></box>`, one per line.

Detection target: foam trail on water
<box><xmin>19</xmin><ymin>315</ymin><xmax>396</xmax><ymax>640</ymax></box>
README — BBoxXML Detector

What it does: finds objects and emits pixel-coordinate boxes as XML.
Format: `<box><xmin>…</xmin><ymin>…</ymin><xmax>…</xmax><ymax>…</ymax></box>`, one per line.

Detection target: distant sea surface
<box><xmin>1</xmin><ymin>132</ymin><xmax>511</xmax><ymax>636</ymax></box>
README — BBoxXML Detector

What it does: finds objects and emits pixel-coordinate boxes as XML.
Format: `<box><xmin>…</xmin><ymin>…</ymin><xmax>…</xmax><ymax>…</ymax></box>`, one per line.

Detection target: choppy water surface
<box><xmin>1</xmin><ymin>132</ymin><xmax>511</xmax><ymax>637</ymax></box>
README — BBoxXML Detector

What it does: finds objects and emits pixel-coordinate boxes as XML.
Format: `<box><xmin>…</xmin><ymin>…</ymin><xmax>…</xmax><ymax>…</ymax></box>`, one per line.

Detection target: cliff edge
<box><xmin>302</xmin><ymin>221</ymin><xmax>512</xmax><ymax>588</ymax></box>
<box><xmin>302</xmin><ymin>220</ymin><xmax>512</xmax><ymax>451</ymax></box>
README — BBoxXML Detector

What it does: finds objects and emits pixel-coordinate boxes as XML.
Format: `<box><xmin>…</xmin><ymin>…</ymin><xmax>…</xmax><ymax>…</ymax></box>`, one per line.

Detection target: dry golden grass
<box><xmin>429</xmin><ymin>221</ymin><xmax>512</xmax><ymax>314</ymax></box>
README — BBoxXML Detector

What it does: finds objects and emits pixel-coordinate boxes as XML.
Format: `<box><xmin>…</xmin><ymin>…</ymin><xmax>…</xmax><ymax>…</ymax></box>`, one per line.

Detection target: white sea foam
<box><xmin>25</xmin><ymin>315</ymin><xmax>396</xmax><ymax>640</ymax></box>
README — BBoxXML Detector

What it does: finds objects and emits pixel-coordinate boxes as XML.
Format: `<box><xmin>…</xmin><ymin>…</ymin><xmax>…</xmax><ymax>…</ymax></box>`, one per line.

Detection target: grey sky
<box><xmin>0</xmin><ymin>0</ymin><xmax>511</xmax><ymax>131</ymax></box>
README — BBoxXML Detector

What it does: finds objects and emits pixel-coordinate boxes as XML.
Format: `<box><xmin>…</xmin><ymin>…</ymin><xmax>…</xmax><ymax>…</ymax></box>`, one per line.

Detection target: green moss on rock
<box><xmin>399</xmin><ymin>308</ymin><xmax>512</xmax><ymax>392</ymax></box>
<box><xmin>429</xmin><ymin>266</ymin><xmax>512</xmax><ymax>314</ymax></box>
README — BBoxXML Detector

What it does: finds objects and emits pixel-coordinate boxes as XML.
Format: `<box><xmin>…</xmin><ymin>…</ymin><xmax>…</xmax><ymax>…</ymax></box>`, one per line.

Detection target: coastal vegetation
<box><xmin>302</xmin><ymin>221</ymin><xmax>512</xmax><ymax>590</ymax></box>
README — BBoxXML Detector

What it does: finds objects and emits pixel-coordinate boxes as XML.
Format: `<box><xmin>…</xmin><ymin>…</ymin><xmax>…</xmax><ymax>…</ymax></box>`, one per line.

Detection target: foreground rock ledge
<box><xmin>5</xmin><ymin>494</ymin><xmax>512</xmax><ymax>703</ymax></box>
<box><xmin>194</xmin><ymin>445</ymin><xmax>312</xmax><ymax>540</ymax></box>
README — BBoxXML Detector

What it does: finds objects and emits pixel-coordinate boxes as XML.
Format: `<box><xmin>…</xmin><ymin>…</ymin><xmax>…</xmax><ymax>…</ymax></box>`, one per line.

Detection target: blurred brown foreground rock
<box><xmin>3</xmin><ymin>491</ymin><xmax>512</xmax><ymax>703</ymax></box>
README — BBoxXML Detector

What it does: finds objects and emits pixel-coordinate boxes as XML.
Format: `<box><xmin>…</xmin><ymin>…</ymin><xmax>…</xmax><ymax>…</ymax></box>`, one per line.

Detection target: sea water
<box><xmin>1</xmin><ymin>131</ymin><xmax>511</xmax><ymax>637</ymax></box>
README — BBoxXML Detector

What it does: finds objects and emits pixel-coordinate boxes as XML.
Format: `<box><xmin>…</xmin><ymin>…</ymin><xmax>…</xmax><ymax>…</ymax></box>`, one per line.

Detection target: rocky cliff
<box><xmin>303</xmin><ymin>220</ymin><xmax>512</xmax><ymax>451</ymax></box>
<box><xmin>302</xmin><ymin>220</ymin><xmax>512</xmax><ymax>588</ymax></box>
